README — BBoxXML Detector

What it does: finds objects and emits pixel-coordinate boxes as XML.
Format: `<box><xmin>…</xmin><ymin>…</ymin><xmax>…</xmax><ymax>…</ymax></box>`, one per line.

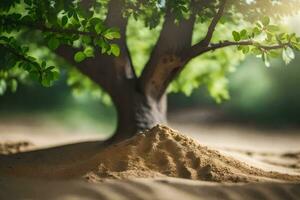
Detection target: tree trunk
<box><xmin>109</xmin><ymin>90</ymin><xmax>167</xmax><ymax>143</ymax></box>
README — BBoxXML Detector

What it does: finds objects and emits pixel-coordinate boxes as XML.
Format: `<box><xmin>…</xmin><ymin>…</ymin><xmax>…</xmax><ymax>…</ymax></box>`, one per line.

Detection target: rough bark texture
<box><xmin>111</xmin><ymin>91</ymin><xmax>167</xmax><ymax>142</ymax></box>
<box><xmin>139</xmin><ymin>12</ymin><xmax>195</xmax><ymax>100</ymax></box>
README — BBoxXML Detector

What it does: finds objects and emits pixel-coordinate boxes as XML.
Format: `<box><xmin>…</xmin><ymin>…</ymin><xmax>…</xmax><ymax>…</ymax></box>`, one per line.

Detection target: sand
<box><xmin>1</xmin><ymin>177</ymin><xmax>300</xmax><ymax>200</ymax></box>
<box><xmin>0</xmin><ymin>141</ymin><xmax>34</xmax><ymax>155</ymax></box>
<box><xmin>1</xmin><ymin>125</ymin><xmax>300</xmax><ymax>199</ymax></box>
<box><xmin>83</xmin><ymin>125</ymin><xmax>300</xmax><ymax>183</ymax></box>
<box><xmin>1</xmin><ymin>125</ymin><xmax>300</xmax><ymax>183</ymax></box>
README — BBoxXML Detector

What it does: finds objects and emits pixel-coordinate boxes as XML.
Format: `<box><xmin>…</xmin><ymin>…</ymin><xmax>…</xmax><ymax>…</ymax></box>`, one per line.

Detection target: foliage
<box><xmin>0</xmin><ymin>0</ymin><xmax>119</xmax><ymax>92</ymax></box>
<box><xmin>1</xmin><ymin>0</ymin><xmax>300</xmax><ymax>103</ymax></box>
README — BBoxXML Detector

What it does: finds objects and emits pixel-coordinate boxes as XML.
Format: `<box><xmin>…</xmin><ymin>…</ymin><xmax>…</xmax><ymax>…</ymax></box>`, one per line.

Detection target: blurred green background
<box><xmin>169</xmin><ymin>54</ymin><xmax>300</xmax><ymax>126</ymax></box>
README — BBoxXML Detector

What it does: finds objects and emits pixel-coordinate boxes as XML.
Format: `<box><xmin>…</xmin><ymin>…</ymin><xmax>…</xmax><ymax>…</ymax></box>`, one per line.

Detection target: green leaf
<box><xmin>253</xmin><ymin>27</ymin><xmax>262</xmax><ymax>36</ymax></box>
<box><xmin>61</xmin><ymin>16</ymin><xmax>68</xmax><ymax>26</ymax></box>
<box><xmin>40</xmin><ymin>68</ymin><xmax>59</xmax><ymax>87</ymax></box>
<box><xmin>103</xmin><ymin>29</ymin><xmax>121</xmax><ymax>40</ymax></box>
<box><xmin>240</xmin><ymin>29</ymin><xmax>247</xmax><ymax>39</ymax></box>
<box><xmin>95</xmin><ymin>23</ymin><xmax>104</xmax><ymax>34</ymax></box>
<box><xmin>278</xmin><ymin>33</ymin><xmax>287</xmax><ymax>41</ymax></box>
<box><xmin>41</xmin><ymin>61</ymin><xmax>46</xmax><ymax>68</ymax></box>
<box><xmin>68</xmin><ymin>11</ymin><xmax>73</xmax><ymax>18</ymax></box>
<box><xmin>262</xmin><ymin>16</ymin><xmax>270</xmax><ymax>26</ymax></box>
<box><xmin>48</xmin><ymin>38</ymin><xmax>60</xmax><ymax>50</ymax></box>
<box><xmin>72</xmin><ymin>12</ymin><xmax>79</xmax><ymax>22</ymax></box>
<box><xmin>242</xmin><ymin>46</ymin><xmax>250</xmax><ymax>54</ymax></box>
<box><xmin>292</xmin><ymin>43</ymin><xmax>300</xmax><ymax>51</ymax></box>
<box><xmin>74</xmin><ymin>51</ymin><xmax>86</xmax><ymax>62</ymax></box>
<box><xmin>232</xmin><ymin>31</ymin><xmax>240</xmax><ymax>41</ymax></box>
<box><xmin>110</xmin><ymin>44</ymin><xmax>120</xmax><ymax>56</ymax></box>
<box><xmin>82</xmin><ymin>35</ymin><xmax>91</xmax><ymax>44</ymax></box>
<box><xmin>89</xmin><ymin>18</ymin><xmax>103</xmax><ymax>26</ymax></box>
<box><xmin>95</xmin><ymin>38</ymin><xmax>110</xmax><ymax>53</ymax></box>
<box><xmin>84</xmin><ymin>46</ymin><xmax>94</xmax><ymax>57</ymax></box>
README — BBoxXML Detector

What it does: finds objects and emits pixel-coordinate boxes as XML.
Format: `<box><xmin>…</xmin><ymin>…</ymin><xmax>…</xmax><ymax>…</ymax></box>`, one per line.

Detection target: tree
<box><xmin>1</xmin><ymin>0</ymin><xmax>300</xmax><ymax>142</ymax></box>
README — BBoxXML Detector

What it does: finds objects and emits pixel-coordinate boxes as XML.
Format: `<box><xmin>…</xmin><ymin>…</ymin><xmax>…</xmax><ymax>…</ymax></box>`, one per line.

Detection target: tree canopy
<box><xmin>1</xmin><ymin>0</ymin><xmax>300</xmax><ymax>102</ymax></box>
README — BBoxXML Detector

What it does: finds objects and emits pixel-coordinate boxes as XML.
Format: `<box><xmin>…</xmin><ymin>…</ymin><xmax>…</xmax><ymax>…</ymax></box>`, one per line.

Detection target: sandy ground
<box><xmin>0</xmin><ymin>113</ymin><xmax>300</xmax><ymax>199</ymax></box>
<box><xmin>1</xmin><ymin>178</ymin><xmax>300</xmax><ymax>200</ymax></box>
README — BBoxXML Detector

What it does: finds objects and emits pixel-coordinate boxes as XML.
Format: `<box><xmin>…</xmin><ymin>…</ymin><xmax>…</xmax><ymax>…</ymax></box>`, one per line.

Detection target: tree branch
<box><xmin>55</xmin><ymin>45</ymin><xmax>116</xmax><ymax>94</ymax></box>
<box><xmin>188</xmin><ymin>40</ymin><xmax>290</xmax><ymax>58</ymax></box>
<box><xmin>1</xmin><ymin>43</ymin><xmax>46</xmax><ymax>82</ymax></box>
<box><xmin>201</xmin><ymin>0</ymin><xmax>227</xmax><ymax>46</ymax></box>
<box><xmin>125</xmin><ymin>43</ymin><xmax>137</xmax><ymax>79</ymax></box>
<box><xmin>56</xmin><ymin>0</ymin><xmax>136</xmax><ymax>99</ymax></box>
<box><xmin>0</xmin><ymin>44</ymin><xmax>34</xmax><ymax>65</ymax></box>
<box><xmin>139</xmin><ymin>11</ymin><xmax>196</xmax><ymax>100</ymax></box>
<box><xmin>181</xmin><ymin>0</ymin><xmax>227</xmax><ymax>60</ymax></box>
<box><xmin>138</xmin><ymin>0</ymin><xmax>228</xmax><ymax>99</ymax></box>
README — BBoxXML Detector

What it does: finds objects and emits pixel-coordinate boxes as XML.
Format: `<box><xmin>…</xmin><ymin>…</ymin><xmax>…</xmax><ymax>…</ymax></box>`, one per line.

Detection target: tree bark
<box><xmin>109</xmin><ymin>88</ymin><xmax>167</xmax><ymax>143</ymax></box>
<box><xmin>139</xmin><ymin>12</ymin><xmax>195</xmax><ymax>100</ymax></box>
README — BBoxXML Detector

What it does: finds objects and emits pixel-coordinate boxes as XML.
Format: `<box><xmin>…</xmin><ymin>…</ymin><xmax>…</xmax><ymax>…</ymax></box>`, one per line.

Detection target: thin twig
<box><xmin>201</xmin><ymin>40</ymin><xmax>289</xmax><ymax>54</ymax></box>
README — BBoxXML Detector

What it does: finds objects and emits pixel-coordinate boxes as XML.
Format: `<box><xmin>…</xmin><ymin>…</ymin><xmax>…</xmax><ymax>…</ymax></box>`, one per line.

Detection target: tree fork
<box><xmin>139</xmin><ymin>11</ymin><xmax>196</xmax><ymax>101</ymax></box>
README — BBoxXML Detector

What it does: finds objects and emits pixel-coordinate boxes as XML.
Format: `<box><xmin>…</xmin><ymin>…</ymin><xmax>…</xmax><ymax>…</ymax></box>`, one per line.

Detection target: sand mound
<box><xmin>84</xmin><ymin>125</ymin><xmax>300</xmax><ymax>183</ymax></box>
<box><xmin>0</xmin><ymin>141</ymin><xmax>34</xmax><ymax>155</ymax></box>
